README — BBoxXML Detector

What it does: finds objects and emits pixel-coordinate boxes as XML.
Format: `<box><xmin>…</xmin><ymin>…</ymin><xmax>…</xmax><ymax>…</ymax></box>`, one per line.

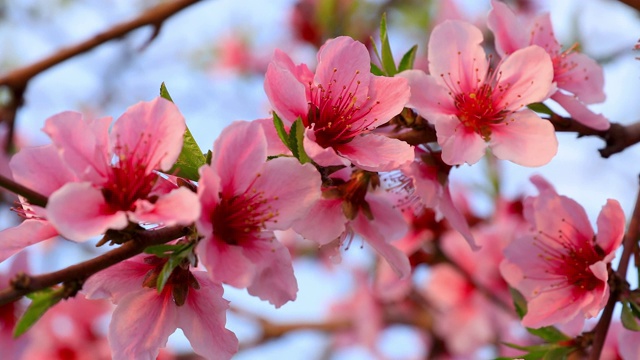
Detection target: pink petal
<box><xmin>292</xmin><ymin>198</ymin><xmax>346</xmax><ymax>245</ymax></box>
<box><xmin>111</xmin><ymin>97</ymin><xmax>186</xmax><ymax>173</ymax></box>
<box><xmin>404</xmin><ymin>161</ymin><xmax>439</xmax><ymax>208</ymax></box>
<box><xmin>132</xmin><ymin>187</ymin><xmax>201</xmax><ymax>226</ymax></box>
<box><xmin>495</xmin><ymin>46</ymin><xmax>554</xmax><ymax>111</ymax></box>
<box><xmin>595</xmin><ymin>199</ymin><xmax>625</xmax><ymax>260</ymax></box>
<box><xmin>365</xmin><ymin>191</ymin><xmax>408</xmax><ymax>241</ymax></box>
<box><xmin>10</xmin><ymin>145</ymin><xmax>76</xmax><ymax>196</ymax></box>
<box><xmin>425</xmin><ymin>264</ymin><xmax>468</xmax><ymax>306</ymax></box>
<box><xmin>435</xmin><ymin>116</ymin><xmax>487</xmax><ymax>165</ymax></box>
<box><xmin>264</xmin><ymin>50</ymin><xmax>309</xmax><ymax>124</ymax></box>
<box><xmin>487</xmin><ymin>0</ymin><xmax>529</xmax><ymax>57</ymax></box>
<box><xmin>555</xmin><ymin>52</ymin><xmax>605</xmax><ymax>104</ymax></box>
<box><xmin>315</xmin><ymin>36</ymin><xmax>370</xmax><ymax>107</ymax></box>
<box><xmin>178</xmin><ymin>272</ymin><xmax>238</xmax><ymax>360</ymax></box>
<box><xmin>198</xmin><ymin>239</ymin><xmax>254</xmax><ymax>288</ymax></box>
<box><xmin>212</xmin><ymin>121</ymin><xmax>267</xmax><ymax>195</ymax></box>
<box><xmin>196</xmin><ymin>165</ymin><xmax>222</xmax><ymax>238</ymax></box>
<box><xmin>489</xmin><ymin>109</ymin><xmax>558</xmax><ymax>167</ymax></box>
<box><xmin>42</xmin><ymin>111</ymin><xmax>111</xmax><ymax>183</ymax></box>
<box><xmin>254</xmin><ymin>118</ymin><xmax>291</xmax><ymax>156</ymax></box>
<box><xmin>0</xmin><ymin>219</ymin><xmax>58</xmax><ymax>263</ymax></box>
<box><xmin>252</xmin><ymin>159</ymin><xmax>321</xmax><ymax>230</ymax></box>
<box><xmin>109</xmin><ymin>290</ymin><xmax>177</xmax><ymax>360</ymax></box>
<box><xmin>352</xmin><ymin>213</ymin><xmax>410</xmax><ymax>279</ymax></box>
<box><xmin>359</xmin><ymin>75</ymin><xmax>410</xmax><ymax>129</ymax></box>
<box><xmin>303</xmin><ymin>128</ymin><xmax>350</xmax><ymax>167</ymax></box>
<box><xmin>439</xmin><ymin>185</ymin><xmax>478</xmax><ymax>250</ymax></box>
<box><xmin>551</xmin><ymin>91</ymin><xmax>610</xmax><ymax>131</ymax></box>
<box><xmin>398</xmin><ymin>70</ymin><xmax>457</xmax><ymax>121</ymax></box>
<box><xmin>529</xmin><ymin>13</ymin><xmax>562</xmax><ymax>54</ymax></box>
<box><xmin>336</xmin><ymin>133</ymin><xmax>414</xmax><ymax>172</ymax></box>
<box><xmin>83</xmin><ymin>257</ymin><xmax>150</xmax><ymax>302</ymax></box>
<box><xmin>47</xmin><ymin>182</ymin><xmax>128</xmax><ymax>242</ymax></box>
<box><xmin>244</xmin><ymin>240</ymin><xmax>298</xmax><ymax>307</ymax></box>
<box><xmin>522</xmin><ymin>288</ymin><xmax>585</xmax><ymax>329</ymax></box>
<box><xmin>428</xmin><ymin>20</ymin><xmax>489</xmax><ymax>92</ymax></box>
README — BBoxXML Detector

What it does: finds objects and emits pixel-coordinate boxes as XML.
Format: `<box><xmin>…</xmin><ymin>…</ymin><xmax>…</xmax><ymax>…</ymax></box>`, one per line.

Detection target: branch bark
<box><xmin>0</xmin><ymin>225</ymin><xmax>191</xmax><ymax>306</ymax></box>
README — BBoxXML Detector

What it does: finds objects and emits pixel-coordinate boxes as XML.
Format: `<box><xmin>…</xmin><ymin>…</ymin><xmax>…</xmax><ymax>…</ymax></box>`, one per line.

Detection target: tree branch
<box><xmin>0</xmin><ymin>0</ymin><xmax>202</xmax><ymax>151</ymax></box>
<box><xmin>0</xmin><ymin>225</ymin><xmax>191</xmax><ymax>306</ymax></box>
<box><xmin>617</xmin><ymin>0</ymin><xmax>640</xmax><ymax>12</ymax></box>
<box><xmin>588</xmin><ymin>177</ymin><xmax>640</xmax><ymax>359</ymax></box>
<box><xmin>0</xmin><ymin>173</ymin><xmax>48</xmax><ymax>207</ymax></box>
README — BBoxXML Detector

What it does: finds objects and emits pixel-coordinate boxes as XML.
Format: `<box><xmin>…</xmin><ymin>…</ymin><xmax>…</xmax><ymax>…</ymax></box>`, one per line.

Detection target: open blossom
<box><xmin>42</xmin><ymin>97</ymin><xmax>200</xmax><ymax>241</ymax></box>
<box><xmin>196</xmin><ymin>120</ymin><xmax>321</xmax><ymax>307</ymax></box>
<box><xmin>264</xmin><ymin>36</ymin><xmax>414</xmax><ymax>172</ymax></box>
<box><xmin>400</xmin><ymin>20</ymin><xmax>557</xmax><ymax>167</ymax></box>
<box><xmin>488</xmin><ymin>0</ymin><xmax>609</xmax><ymax>130</ymax></box>
<box><xmin>84</xmin><ymin>255</ymin><xmax>237</xmax><ymax>360</ymax></box>
<box><xmin>500</xmin><ymin>175</ymin><xmax>625</xmax><ymax>329</ymax></box>
<box><xmin>0</xmin><ymin>252</ymin><xmax>29</xmax><ymax>360</ymax></box>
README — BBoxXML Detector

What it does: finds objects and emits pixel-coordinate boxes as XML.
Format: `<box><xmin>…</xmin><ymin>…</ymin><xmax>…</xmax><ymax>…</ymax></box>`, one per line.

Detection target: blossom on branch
<box><xmin>488</xmin><ymin>0</ymin><xmax>610</xmax><ymax>130</ymax></box>
<box><xmin>400</xmin><ymin>20</ymin><xmax>557</xmax><ymax>167</ymax></box>
<box><xmin>500</xmin><ymin>175</ymin><xmax>625</xmax><ymax>329</ymax></box>
<box><xmin>42</xmin><ymin>97</ymin><xmax>200</xmax><ymax>241</ymax></box>
<box><xmin>264</xmin><ymin>36</ymin><xmax>414</xmax><ymax>172</ymax></box>
<box><xmin>196</xmin><ymin>120</ymin><xmax>322</xmax><ymax>307</ymax></box>
<box><xmin>84</xmin><ymin>255</ymin><xmax>238</xmax><ymax>360</ymax></box>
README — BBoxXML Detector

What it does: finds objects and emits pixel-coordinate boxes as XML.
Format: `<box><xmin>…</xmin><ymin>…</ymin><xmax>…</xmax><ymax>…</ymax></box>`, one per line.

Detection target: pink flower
<box><xmin>264</xmin><ymin>36</ymin><xmax>414</xmax><ymax>172</ymax></box>
<box><xmin>83</xmin><ymin>255</ymin><xmax>238</xmax><ymax>360</ymax></box>
<box><xmin>500</xmin><ymin>175</ymin><xmax>625</xmax><ymax>329</ymax></box>
<box><xmin>488</xmin><ymin>0</ymin><xmax>609</xmax><ymax>130</ymax></box>
<box><xmin>42</xmin><ymin>98</ymin><xmax>200</xmax><ymax>241</ymax></box>
<box><xmin>196</xmin><ymin>120</ymin><xmax>321</xmax><ymax>307</ymax></box>
<box><xmin>292</xmin><ymin>169</ymin><xmax>411</xmax><ymax>278</ymax></box>
<box><xmin>0</xmin><ymin>145</ymin><xmax>75</xmax><ymax>262</ymax></box>
<box><xmin>0</xmin><ymin>252</ymin><xmax>30</xmax><ymax>360</ymax></box>
<box><xmin>400</xmin><ymin>20</ymin><xmax>557</xmax><ymax>167</ymax></box>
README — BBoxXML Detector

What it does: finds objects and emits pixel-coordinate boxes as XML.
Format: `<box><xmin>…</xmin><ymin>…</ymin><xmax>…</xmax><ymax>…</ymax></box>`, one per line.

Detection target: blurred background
<box><xmin>1</xmin><ymin>0</ymin><xmax>640</xmax><ymax>358</ymax></box>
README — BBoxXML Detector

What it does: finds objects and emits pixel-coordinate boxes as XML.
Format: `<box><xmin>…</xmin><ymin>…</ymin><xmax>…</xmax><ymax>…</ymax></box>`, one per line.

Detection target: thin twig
<box><xmin>0</xmin><ymin>173</ymin><xmax>48</xmax><ymax>207</ymax></box>
<box><xmin>617</xmin><ymin>0</ymin><xmax>640</xmax><ymax>12</ymax></box>
<box><xmin>0</xmin><ymin>225</ymin><xmax>191</xmax><ymax>306</ymax></box>
<box><xmin>589</xmin><ymin>178</ymin><xmax>640</xmax><ymax>359</ymax></box>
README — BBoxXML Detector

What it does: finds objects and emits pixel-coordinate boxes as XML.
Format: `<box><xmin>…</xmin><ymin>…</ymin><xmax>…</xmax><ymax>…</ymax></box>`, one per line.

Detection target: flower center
<box><xmin>454</xmin><ymin>84</ymin><xmax>509</xmax><ymax>141</ymax></box>
<box><xmin>305</xmin><ymin>69</ymin><xmax>378</xmax><ymax>148</ymax></box>
<box><xmin>211</xmin><ymin>185</ymin><xmax>278</xmax><ymax>245</ymax></box>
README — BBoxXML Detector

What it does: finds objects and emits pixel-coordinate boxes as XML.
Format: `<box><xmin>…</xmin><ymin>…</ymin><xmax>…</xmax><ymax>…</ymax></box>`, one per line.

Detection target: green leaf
<box><xmin>157</xmin><ymin>255</ymin><xmax>182</xmax><ymax>293</ymax></box>
<box><xmin>273</xmin><ymin>112</ymin><xmax>290</xmax><ymax>150</ymax></box>
<box><xmin>622</xmin><ymin>301</ymin><xmax>640</xmax><ymax>331</ymax></box>
<box><xmin>288</xmin><ymin>118</ymin><xmax>311</xmax><ymax>164</ymax></box>
<box><xmin>144</xmin><ymin>244</ymin><xmax>185</xmax><ymax>257</ymax></box>
<box><xmin>527</xmin><ymin>102</ymin><xmax>554</xmax><ymax>116</ymax></box>
<box><xmin>160</xmin><ymin>83</ymin><xmax>206</xmax><ymax>181</ymax></box>
<box><xmin>542</xmin><ymin>346</ymin><xmax>572</xmax><ymax>360</ymax></box>
<box><xmin>379</xmin><ymin>13</ymin><xmax>397</xmax><ymax>76</ymax></box>
<box><xmin>527</xmin><ymin>326</ymin><xmax>570</xmax><ymax>343</ymax></box>
<box><xmin>14</xmin><ymin>287</ymin><xmax>65</xmax><ymax>337</ymax></box>
<box><xmin>370</xmin><ymin>62</ymin><xmax>384</xmax><ymax>76</ymax></box>
<box><xmin>510</xmin><ymin>287</ymin><xmax>527</xmax><ymax>319</ymax></box>
<box><xmin>398</xmin><ymin>45</ymin><xmax>418</xmax><ymax>72</ymax></box>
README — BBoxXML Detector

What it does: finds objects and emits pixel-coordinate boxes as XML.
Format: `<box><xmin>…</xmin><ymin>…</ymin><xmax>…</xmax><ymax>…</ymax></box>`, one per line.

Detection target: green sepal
<box><xmin>160</xmin><ymin>82</ymin><xmax>206</xmax><ymax>181</ymax></box>
<box><xmin>288</xmin><ymin>118</ymin><xmax>311</xmax><ymax>164</ymax></box>
<box><xmin>273</xmin><ymin>112</ymin><xmax>290</xmax><ymax>149</ymax></box>
<box><xmin>153</xmin><ymin>242</ymin><xmax>195</xmax><ymax>293</ymax></box>
<box><xmin>143</xmin><ymin>243</ymin><xmax>186</xmax><ymax>257</ymax></box>
<box><xmin>370</xmin><ymin>62</ymin><xmax>384</xmax><ymax>76</ymax></box>
<box><xmin>398</xmin><ymin>45</ymin><xmax>418</xmax><ymax>72</ymax></box>
<box><xmin>14</xmin><ymin>287</ymin><xmax>65</xmax><ymax>338</ymax></box>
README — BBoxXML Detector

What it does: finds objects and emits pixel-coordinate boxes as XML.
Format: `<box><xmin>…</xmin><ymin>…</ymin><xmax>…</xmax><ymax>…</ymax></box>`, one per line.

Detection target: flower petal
<box><xmin>109</xmin><ymin>290</ymin><xmax>177</xmax><ymax>360</ymax></box>
<box><xmin>83</xmin><ymin>257</ymin><xmax>150</xmax><ymax>302</ymax></box>
<box><xmin>428</xmin><ymin>20</ymin><xmax>489</xmax><ymax>91</ymax></box>
<box><xmin>292</xmin><ymin>198</ymin><xmax>346</xmax><ymax>245</ymax></box>
<box><xmin>595</xmin><ymin>199</ymin><xmax>625</xmax><ymax>260</ymax></box>
<box><xmin>111</xmin><ymin>97</ymin><xmax>186</xmax><ymax>173</ymax></box>
<box><xmin>132</xmin><ymin>187</ymin><xmax>201</xmax><ymax>226</ymax></box>
<box><xmin>435</xmin><ymin>115</ymin><xmax>487</xmax><ymax>165</ymax></box>
<box><xmin>359</xmin><ymin>75</ymin><xmax>409</xmax><ymax>129</ymax></box>
<box><xmin>303</xmin><ymin>128</ymin><xmax>350</xmax><ymax>167</ymax></box>
<box><xmin>264</xmin><ymin>50</ymin><xmax>310</xmax><ymax>124</ymax></box>
<box><xmin>336</xmin><ymin>133</ymin><xmax>414</xmax><ymax>172</ymax></box>
<box><xmin>398</xmin><ymin>69</ymin><xmax>457</xmax><ymax>121</ymax></box>
<box><xmin>198</xmin><ymin>239</ymin><xmax>255</xmax><ymax>288</ymax></box>
<box><xmin>47</xmin><ymin>182</ymin><xmax>128</xmax><ymax>241</ymax></box>
<box><xmin>555</xmin><ymin>52</ymin><xmax>606</xmax><ymax>104</ymax></box>
<box><xmin>10</xmin><ymin>145</ymin><xmax>76</xmax><ymax>196</ymax></box>
<box><xmin>178</xmin><ymin>272</ymin><xmax>238</xmax><ymax>360</ymax></box>
<box><xmin>551</xmin><ymin>91</ymin><xmax>610</xmax><ymax>131</ymax></box>
<box><xmin>487</xmin><ymin>0</ymin><xmax>529</xmax><ymax>57</ymax></box>
<box><xmin>245</xmin><ymin>240</ymin><xmax>298</xmax><ymax>308</ymax></box>
<box><xmin>0</xmin><ymin>220</ymin><xmax>58</xmax><ymax>263</ymax></box>
<box><xmin>212</xmin><ymin>120</ymin><xmax>267</xmax><ymax>195</ymax></box>
<box><xmin>489</xmin><ymin>109</ymin><xmax>557</xmax><ymax>167</ymax></box>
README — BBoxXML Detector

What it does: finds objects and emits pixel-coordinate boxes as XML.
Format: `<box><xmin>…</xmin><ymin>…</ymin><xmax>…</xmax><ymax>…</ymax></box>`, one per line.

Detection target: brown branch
<box><xmin>0</xmin><ymin>225</ymin><xmax>191</xmax><ymax>306</ymax></box>
<box><xmin>0</xmin><ymin>0</ymin><xmax>202</xmax><ymax>151</ymax></box>
<box><xmin>617</xmin><ymin>0</ymin><xmax>640</xmax><ymax>12</ymax></box>
<box><xmin>588</xmin><ymin>178</ymin><xmax>640</xmax><ymax>359</ymax></box>
<box><xmin>0</xmin><ymin>173</ymin><xmax>48</xmax><ymax>207</ymax></box>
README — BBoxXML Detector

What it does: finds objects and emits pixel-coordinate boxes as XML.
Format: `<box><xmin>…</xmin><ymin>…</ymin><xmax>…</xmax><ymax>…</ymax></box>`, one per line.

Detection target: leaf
<box><xmin>510</xmin><ymin>287</ymin><xmax>527</xmax><ymax>319</ymax></box>
<box><xmin>542</xmin><ymin>346</ymin><xmax>572</xmax><ymax>360</ymax></box>
<box><xmin>527</xmin><ymin>326</ymin><xmax>570</xmax><ymax>343</ymax></box>
<box><xmin>156</xmin><ymin>255</ymin><xmax>182</xmax><ymax>293</ymax></box>
<box><xmin>370</xmin><ymin>62</ymin><xmax>384</xmax><ymax>76</ymax></box>
<box><xmin>527</xmin><ymin>102</ymin><xmax>554</xmax><ymax>116</ymax></box>
<box><xmin>622</xmin><ymin>300</ymin><xmax>640</xmax><ymax>331</ymax></box>
<box><xmin>398</xmin><ymin>45</ymin><xmax>418</xmax><ymax>72</ymax></box>
<box><xmin>159</xmin><ymin>82</ymin><xmax>174</xmax><ymax>102</ymax></box>
<box><xmin>288</xmin><ymin>118</ymin><xmax>311</xmax><ymax>164</ymax></box>
<box><xmin>273</xmin><ymin>112</ymin><xmax>290</xmax><ymax>150</ymax></box>
<box><xmin>379</xmin><ymin>13</ymin><xmax>398</xmax><ymax>76</ymax></box>
<box><xmin>143</xmin><ymin>244</ymin><xmax>185</xmax><ymax>257</ymax></box>
<box><xmin>14</xmin><ymin>287</ymin><xmax>65</xmax><ymax>337</ymax></box>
